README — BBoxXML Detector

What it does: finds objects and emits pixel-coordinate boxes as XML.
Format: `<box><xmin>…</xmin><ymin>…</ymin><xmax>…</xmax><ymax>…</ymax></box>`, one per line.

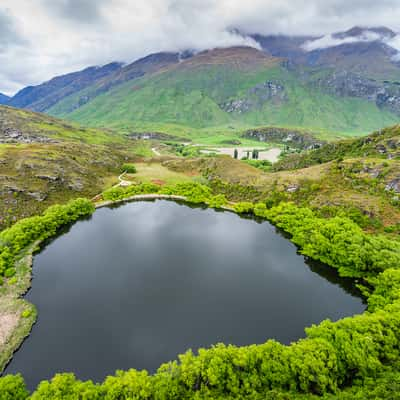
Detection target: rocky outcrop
<box><xmin>221</xmin><ymin>80</ymin><xmax>286</xmax><ymax>114</ymax></box>
<box><xmin>312</xmin><ymin>71</ymin><xmax>400</xmax><ymax>114</ymax></box>
<box><xmin>385</xmin><ymin>179</ymin><xmax>400</xmax><ymax>193</ymax></box>
<box><xmin>128</xmin><ymin>132</ymin><xmax>188</xmax><ymax>141</ymax></box>
<box><xmin>221</xmin><ymin>99</ymin><xmax>252</xmax><ymax>114</ymax></box>
<box><xmin>0</xmin><ymin>128</ymin><xmax>57</xmax><ymax>144</ymax></box>
<box><xmin>243</xmin><ymin>127</ymin><xmax>325</xmax><ymax>150</ymax></box>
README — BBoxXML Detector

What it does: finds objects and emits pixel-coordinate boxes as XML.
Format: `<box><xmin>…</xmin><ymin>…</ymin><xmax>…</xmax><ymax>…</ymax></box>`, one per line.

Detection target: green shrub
<box><xmin>233</xmin><ymin>202</ymin><xmax>254</xmax><ymax>214</ymax></box>
<box><xmin>4</xmin><ymin>268</ymin><xmax>16</xmax><ymax>278</ymax></box>
<box><xmin>160</xmin><ymin>182</ymin><xmax>213</xmax><ymax>203</ymax></box>
<box><xmin>102</xmin><ymin>183</ymin><xmax>161</xmax><ymax>201</ymax></box>
<box><xmin>121</xmin><ymin>163</ymin><xmax>137</xmax><ymax>174</ymax></box>
<box><xmin>207</xmin><ymin>194</ymin><xmax>228</xmax><ymax>209</ymax></box>
<box><xmin>0</xmin><ymin>374</ymin><xmax>29</xmax><ymax>400</ymax></box>
<box><xmin>7</xmin><ymin>277</ymin><xmax>17</xmax><ymax>285</ymax></box>
<box><xmin>21</xmin><ymin>309</ymin><xmax>32</xmax><ymax>319</ymax></box>
<box><xmin>255</xmin><ymin>202</ymin><xmax>400</xmax><ymax>278</ymax></box>
<box><xmin>30</xmin><ymin>373</ymin><xmax>100</xmax><ymax>400</ymax></box>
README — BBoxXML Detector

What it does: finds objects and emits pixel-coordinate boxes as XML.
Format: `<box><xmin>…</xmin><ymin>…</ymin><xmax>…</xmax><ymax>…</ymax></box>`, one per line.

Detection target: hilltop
<box><xmin>0</xmin><ymin>106</ymin><xmax>146</xmax><ymax>229</ymax></box>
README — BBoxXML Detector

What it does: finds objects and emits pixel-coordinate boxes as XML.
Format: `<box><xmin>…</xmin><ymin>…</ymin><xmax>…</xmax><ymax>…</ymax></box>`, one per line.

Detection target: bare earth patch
<box><xmin>0</xmin><ymin>313</ymin><xmax>19</xmax><ymax>347</ymax></box>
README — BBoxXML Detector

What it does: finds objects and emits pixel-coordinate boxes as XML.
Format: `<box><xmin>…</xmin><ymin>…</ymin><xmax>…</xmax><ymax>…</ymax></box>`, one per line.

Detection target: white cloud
<box><xmin>1</xmin><ymin>0</ymin><xmax>400</xmax><ymax>95</ymax></box>
<box><xmin>386</xmin><ymin>36</ymin><xmax>400</xmax><ymax>60</ymax></box>
<box><xmin>302</xmin><ymin>31</ymin><xmax>382</xmax><ymax>51</ymax></box>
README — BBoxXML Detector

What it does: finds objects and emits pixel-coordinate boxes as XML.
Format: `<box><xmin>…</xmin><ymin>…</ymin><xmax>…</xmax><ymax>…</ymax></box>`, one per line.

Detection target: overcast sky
<box><xmin>1</xmin><ymin>0</ymin><xmax>400</xmax><ymax>95</ymax></box>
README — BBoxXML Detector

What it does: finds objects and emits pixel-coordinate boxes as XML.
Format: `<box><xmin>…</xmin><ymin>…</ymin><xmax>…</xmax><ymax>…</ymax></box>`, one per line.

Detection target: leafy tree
<box><xmin>121</xmin><ymin>163</ymin><xmax>137</xmax><ymax>174</ymax></box>
<box><xmin>0</xmin><ymin>374</ymin><xmax>29</xmax><ymax>400</ymax></box>
<box><xmin>31</xmin><ymin>374</ymin><xmax>100</xmax><ymax>400</ymax></box>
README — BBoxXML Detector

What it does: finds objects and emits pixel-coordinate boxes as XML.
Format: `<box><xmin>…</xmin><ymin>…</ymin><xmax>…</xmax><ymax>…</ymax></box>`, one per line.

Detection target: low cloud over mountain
<box><xmin>2</xmin><ymin>0</ymin><xmax>400</xmax><ymax>95</ymax></box>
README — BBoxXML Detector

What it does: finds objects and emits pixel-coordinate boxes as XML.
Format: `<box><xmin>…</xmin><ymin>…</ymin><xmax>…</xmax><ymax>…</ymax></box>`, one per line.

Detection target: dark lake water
<box><xmin>4</xmin><ymin>200</ymin><xmax>365</xmax><ymax>389</ymax></box>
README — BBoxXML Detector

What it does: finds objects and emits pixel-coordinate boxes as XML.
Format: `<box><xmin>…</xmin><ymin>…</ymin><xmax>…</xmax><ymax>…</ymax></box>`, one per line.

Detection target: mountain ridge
<box><xmin>0</xmin><ymin>93</ymin><xmax>9</xmax><ymax>105</ymax></box>
<box><xmin>46</xmin><ymin>43</ymin><xmax>399</xmax><ymax>135</ymax></box>
<box><xmin>5</xmin><ymin>26</ymin><xmax>400</xmax><ymax>136</ymax></box>
<box><xmin>7</xmin><ymin>62</ymin><xmax>123</xmax><ymax>112</ymax></box>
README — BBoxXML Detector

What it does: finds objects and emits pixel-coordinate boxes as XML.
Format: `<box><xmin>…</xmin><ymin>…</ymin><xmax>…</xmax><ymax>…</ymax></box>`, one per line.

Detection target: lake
<box><xmin>4</xmin><ymin>200</ymin><xmax>365</xmax><ymax>389</ymax></box>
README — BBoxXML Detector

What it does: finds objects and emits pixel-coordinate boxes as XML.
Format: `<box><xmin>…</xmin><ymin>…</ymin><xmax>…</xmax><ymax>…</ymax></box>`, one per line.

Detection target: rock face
<box><xmin>385</xmin><ymin>179</ymin><xmax>400</xmax><ymax>193</ymax></box>
<box><xmin>312</xmin><ymin>71</ymin><xmax>400</xmax><ymax>114</ymax></box>
<box><xmin>0</xmin><ymin>127</ymin><xmax>57</xmax><ymax>144</ymax></box>
<box><xmin>128</xmin><ymin>131</ymin><xmax>188</xmax><ymax>141</ymax></box>
<box><xmin>221</xmin><ymin>80</ymin><xmax>286</xmax><ymax>114</ymax></box>
<box><xmin>243</xmin><ymin>127</ymin><xmax>325</xmax><ymax>150</ymax></box>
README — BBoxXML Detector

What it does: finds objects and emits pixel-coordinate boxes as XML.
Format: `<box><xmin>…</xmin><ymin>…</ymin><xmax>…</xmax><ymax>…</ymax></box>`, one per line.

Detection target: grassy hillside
<box><xmin>0</xmin><ymin>106</ymin><xmax>150</xmax><ymax>229</ymax></box>
<box><xmin>47</xmin><ymin>47</ymin><xmax>399</xmax><ymax>137</ymax></box>
<box><xmin>273</xmin><ymin>124</ymin><xmax>400</xmax><ymax>170</ymax></box>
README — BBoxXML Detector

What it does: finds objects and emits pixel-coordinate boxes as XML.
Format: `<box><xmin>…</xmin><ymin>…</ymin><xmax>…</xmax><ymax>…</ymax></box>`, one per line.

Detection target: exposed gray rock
<box><xmin>26</xmin><ymin>191</ymin><xmax>47</xmax><ymax>201</ymax></box>
<box><xmin>221</xmin><ymin>80</ymin><xmax>286</xmax><ymax>114</ymax></box>
<box><xmin>35</xmin><ymin>174</ymin><xmax>60</xmax><ymax>182</ymax></box>
<box><xmin>221</xmin><ymin>99</ymin><xmax>252</xmax><ymax>114</ymax></box>
<box><xmin>286</xmin><ymin>184</ymin><xmax>300</xmax><ymax>193</ymax></box>
<box><xmin>387</xmin><ymin>139</ymin><xmax>399</xmax><ymax>149</ymax></box>
<box><xmin>376</xmin><ymin>144</ymin><xmax>387</xmax><ymax>154</ymax></box>
<box><xmin>243</xmin><ymin>127</ymin><xmax>324</xmax><ymax>150</ymax></box>
<box><xmin>1</xmin><ymin>184</ymin><xmax>24</xmax><ymax>194</ymax></box>
<box><xmin>0</xmin><ymin>127</ymin><xmax>58</xmax><ymax>144</ymax></box>
<box><xmin>128</xmin><ymin>132</ymin><xmax>188</xmax><ymax>141</ymax></box>
<box><xmin>312</xmin><ymin>71</ymin><xmax>400</xmax><ymax>114</ymax></box>
<box><xmin>362</xmin><ymin>166</ymin><xmax>382</xmax><ymax>178</ymax></box>
<box><xmin>385</xmin><ymin>179</ymin><xmax>400</xmax><ymax>193</ymax></box>
<box><xmin>68</xmin><ymin>180</ymin><xmax>84</xmax><ymax>191</ymax></box>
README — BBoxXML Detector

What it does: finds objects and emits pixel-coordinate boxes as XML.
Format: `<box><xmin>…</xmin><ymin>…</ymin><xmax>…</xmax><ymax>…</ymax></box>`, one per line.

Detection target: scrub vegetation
<box><xmin>1</xmin><ymin>179</ymin><xmax>400</xmax><ymax>398</ymax></box>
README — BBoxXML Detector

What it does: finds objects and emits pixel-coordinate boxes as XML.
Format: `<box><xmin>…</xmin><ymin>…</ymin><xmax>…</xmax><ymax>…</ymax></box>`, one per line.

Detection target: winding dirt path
<box><xmin>152</xmin><ymin>147</ymin><xmax>161</xmax><ymax>156</ymax></box>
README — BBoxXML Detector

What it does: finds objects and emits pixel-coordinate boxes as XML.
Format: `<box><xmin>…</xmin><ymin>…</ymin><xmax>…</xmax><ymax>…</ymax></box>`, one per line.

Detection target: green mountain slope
<box><xmin>47</xmin><ymin>47</ymin><xmax>399</xmax><ymax>137</ymax></box>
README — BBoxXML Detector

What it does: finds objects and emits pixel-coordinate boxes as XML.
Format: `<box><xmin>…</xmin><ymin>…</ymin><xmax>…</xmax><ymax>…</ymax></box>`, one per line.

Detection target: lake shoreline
<box><xmin>0</xmin><ymin>244</ymin><xmax>38</xmax><ymax>375</ymax></box>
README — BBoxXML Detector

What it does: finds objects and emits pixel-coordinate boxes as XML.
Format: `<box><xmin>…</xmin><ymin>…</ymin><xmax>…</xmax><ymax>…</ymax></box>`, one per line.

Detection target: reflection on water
<box><xmin>4</xmin><ymin>200</ymin><xmax>365</xmax><ymax>390</ymax></box>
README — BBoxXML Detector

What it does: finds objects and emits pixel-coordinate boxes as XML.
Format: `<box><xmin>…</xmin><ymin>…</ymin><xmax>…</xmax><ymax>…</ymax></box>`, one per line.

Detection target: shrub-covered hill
<box><xmin>165</xmin><ymin>138</ymin><xmax>400</xmax><ymax>234</ymax></box>
<box><xmin>273</xmin><ymin>124</ymin><xmax>400</xmax><ymax>171</ymax></box>
<box><xmin>0</xmin><ymin>106</ymin><xmax>147</xmax><ymax>230</ymax></box>
<box><xmin>46</xmin><ymin>47</ymin><xmax>399</xmax><ymax>136</ymax></box>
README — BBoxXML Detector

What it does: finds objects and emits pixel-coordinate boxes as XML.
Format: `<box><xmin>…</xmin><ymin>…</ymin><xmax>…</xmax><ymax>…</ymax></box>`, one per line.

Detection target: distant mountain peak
<box><xmin>180</xmin><ymin>46</ymin><xmax>278</xmax><ymax>69</ymax></box>
<box><xmin>0</xmin><ymin>93</ymin><xmax>10</xmax><ymax>105</ymax></box>
<box><xmin>334</xmin><ymin>26</ymin><xmax>396</xmax><ymax>40</ymax></box>
<box><xmin>302</xmin><ymin>26</ymin><xmax>398</xmax><ymax>52</ymax></box>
